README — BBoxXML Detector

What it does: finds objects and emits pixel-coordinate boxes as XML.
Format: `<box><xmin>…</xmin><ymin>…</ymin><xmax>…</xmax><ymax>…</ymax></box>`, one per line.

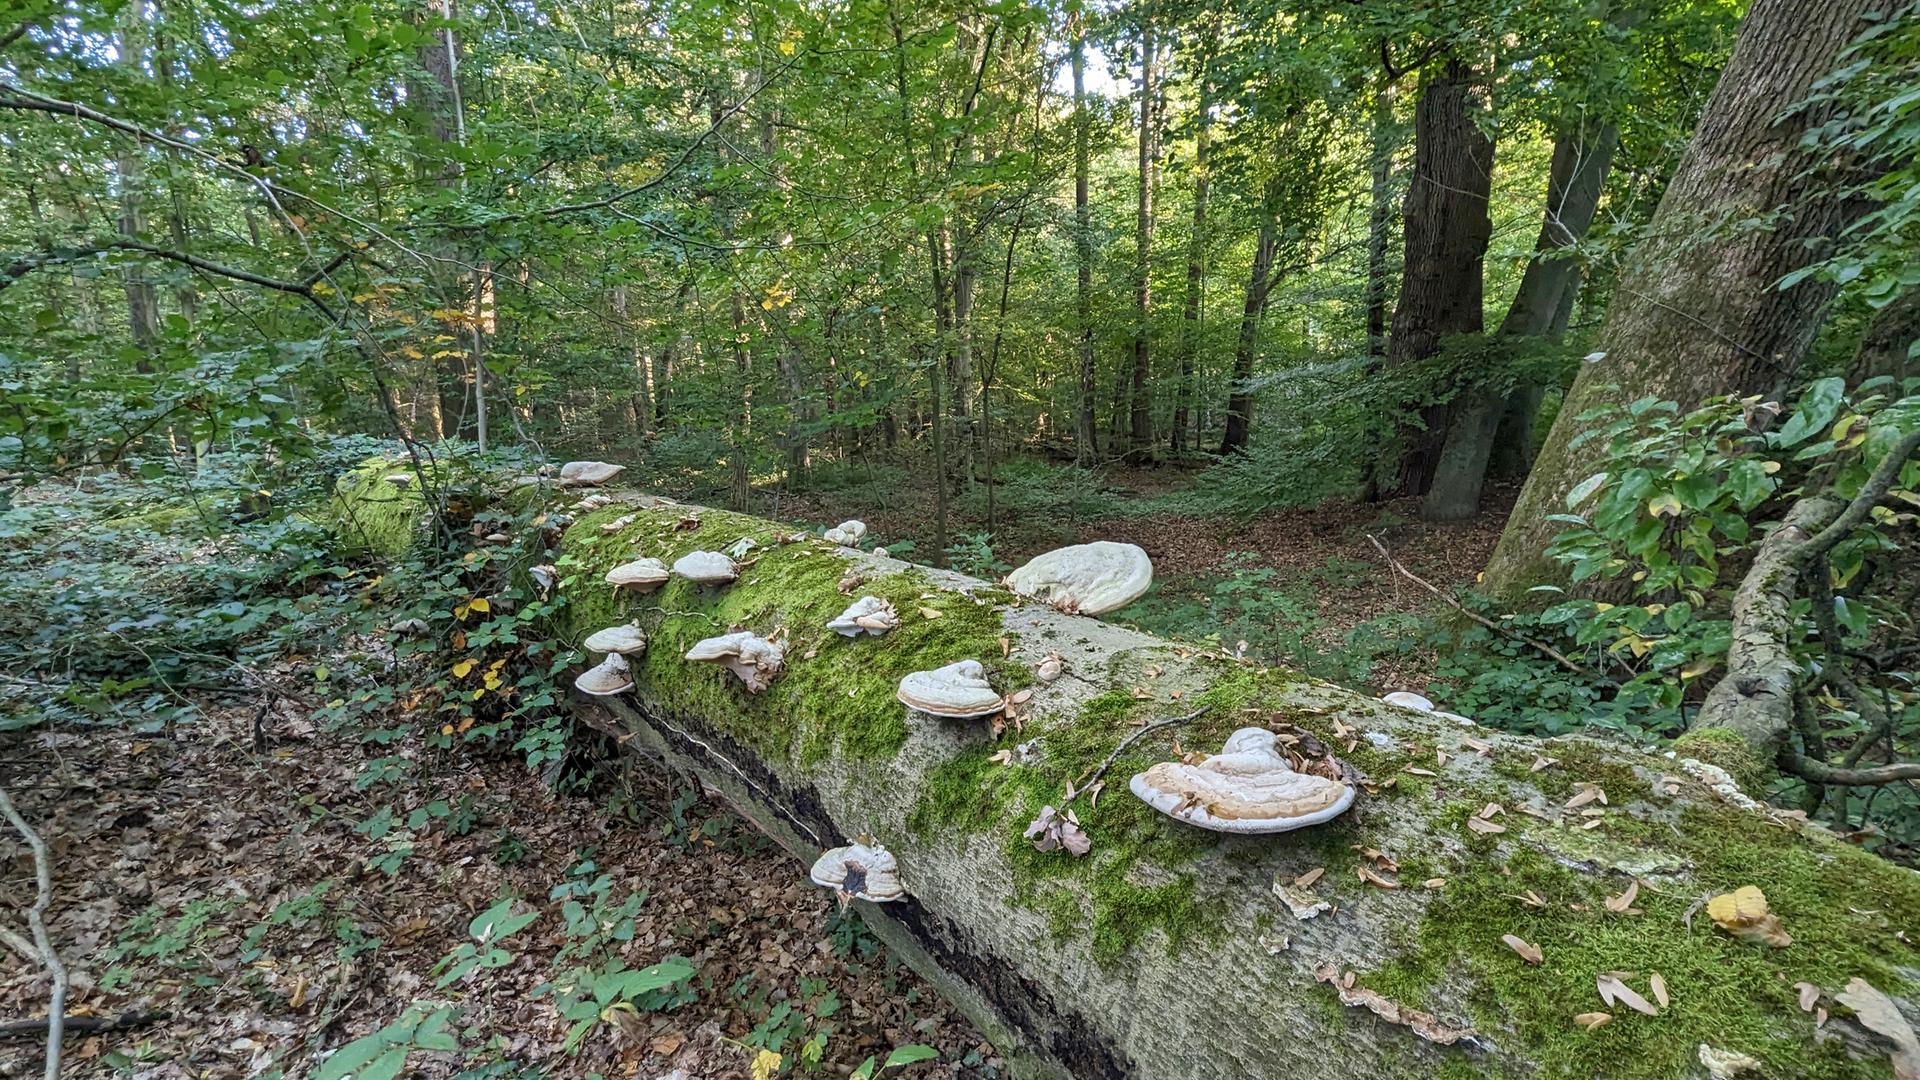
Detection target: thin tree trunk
<box><xmin>1126</xmin><ymin>22</ymin><xmax>1158</xmax><ymax>463</ymax></box>
<box><xmin>1481</xmin><ymin>0</ymin><xmax>1897</xmax><ymax>603</ymax></box>
<box><xmin>1071</xmin><ymin>23</ymin><xmax>1098</xmax><ymax>465</ymax></box>
<box><xmin>1847</xmin><ymin>288</ymin><xmax>1919</xmax><ymax>386</ymax></box>
<box><xmin>1219</xmin><ymin>207</ymin><xmax>1279</xmax><ymax>455</ymax></box>
<box><xmin>1171</xmin><ymin>31</ymin><xmax>1213</xmax><ymax>459</ymax></box>
<box><xmin>1364</xmin><ymin>78</ymin><xmax>1399</xmax><ymax>359</ymax></box>
<box><xmin>115</xmin><ymin>13</ymin><xmax>159</xmax><ymax>364</ymax></box>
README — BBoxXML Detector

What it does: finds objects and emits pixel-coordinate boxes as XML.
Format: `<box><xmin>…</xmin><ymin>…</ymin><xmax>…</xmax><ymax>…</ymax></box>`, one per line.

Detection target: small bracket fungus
<box><xmin>574</xmin><ymin>652</ymin><xmax>635</xmax><ymax>696</ymax></box>
<box><xmin>822</xmin><ymin>519</ymin><xmax>868</xmax><ymax>546</ymax></box>
<box><xmin>583</xmin><ymin>622</ymin><xmax>648</xmax><ymax>656</ymax></box>
<box><xmin>827</xmin><ymin>596</ymin><xmax>899</xmax><ymax>637</ymax></box>
<box><xmin>896</xmin><ymin>660</ymin><xmax>1006</xmax><ymax>719</ymax></box>
<box><xmin>389</xmin><ymin>618</ymin><xmax>430</xmax><ymax>638</ymax></box>
<box><xmin>558</xmin><ymin>460</ymin><xmax>624</xmax><ymax>487</ymax></box>
<box><xmin>573</xmin><ymin>493</ymin><xmax>613</xmax><ymax>511</ymax></box>
<box><xmin>685</xmin><ymin>631</ymin><xmax>785</xmax><ymax>692</ymax></box>
<box><xmin>1129</xmin><ymin>727</ymin><xmax>1356</xmax><ymax>834</ymax></box>
<box><xmin>383</xmin><ymin>473</ymin><xmax>414</xmax><ymax>488</ymax></box>
<box><xmin>808</xmin><ymin>841</ymin><xmax>905</xmax><ymax>905</ymax></box>
<box><xmin>599</xmin><ymin>513</ymin><xmax>637</xmax><ymax>534</ymax></box>
<box><xmin>672</xmin><ymin>550</ymin><xmax>739</xmax><ymax>586</ymax></box>
<box><xmin>1005</xmin><ymin>541</ymin><xmax>1152</xmax><ymax>615</ymax></box>
<box><xmin>530</xmin><ymin>564</ymin><xmax>558</xmax><ymax>593</ymax></box>
<box><xmin>605</xmin><ymin>557</ymin><xmax>670</xmax><ymax>592</ymax></box>
<box><xmin>1381</xmin><ymin>690</ymin><xmax>1474</xmax><ymax>726</ymax></box>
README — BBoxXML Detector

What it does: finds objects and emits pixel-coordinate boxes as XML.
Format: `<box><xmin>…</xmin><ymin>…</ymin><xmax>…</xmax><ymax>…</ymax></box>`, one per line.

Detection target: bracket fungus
<box><xmin>558</xmin><ymin>460</ymin><xmax>624</xmax><ymax>487</ymax></box>
<box><xmin>1381</xmin><ymin>690</ymin><xmax>1475</xmax><ymax>726</ymax></box>
<box><xmin>685</xmin><ymin>632</ymin><xmax>785</xmax><ymax>692</ymax></box>
<box><xmin>583</xmin><ymin>622</ymin><xmax>648</xmax><ymax>656</ymax></box>
<box><xmin>1129</xmin><ymin>727</ymin><xmax>1356</xmax><ymax>834</ymax></box>
<box><xmin>827</xmin><ymin>596</ymin><xmax>899</xmax><ymax>637</ymax></box>
<box><xmin>574</xmin><ymin>652</ymin><xmax>635</xmax><ymax>697</ymax></box>
<box><xmin>897</xmin><ymin>660</ymin><xmax>1006</xmax><ymax>719</ymax></box>
<box><xmin>672</xmin><ymin>550</ymin><xmax>739</xmax><ymax>586</ymax></box>
<box><xmin>808</xmin><ymin>841</ymin><xmax>904</xmax><ymax>904</ymax></box>
<box><xmin>605</xmin><ymin>557</ymin><xmax>670</xmax><ymax>592</ymax></box>
<box><xmin>822</xmin><ymin>520</ymin><xmax>867</xmax><ymax>546</ymax></box>
<box><xmin>1005</xmin><ymin>541</ymin><xmax>1152</xmax><ymax>615</ymax></box>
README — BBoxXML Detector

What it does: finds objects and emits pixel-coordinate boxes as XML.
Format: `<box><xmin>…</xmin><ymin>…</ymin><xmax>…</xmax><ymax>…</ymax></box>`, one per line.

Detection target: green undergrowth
<box><xmin>1361</xmin><ymin>799</ymin><xmax>1920</xmax><ymax>1080</ymax></box>
<box><xmin>557</xmin><ymin>503</ymin><xmax>1023</xmax><ymax>766</ymax></box>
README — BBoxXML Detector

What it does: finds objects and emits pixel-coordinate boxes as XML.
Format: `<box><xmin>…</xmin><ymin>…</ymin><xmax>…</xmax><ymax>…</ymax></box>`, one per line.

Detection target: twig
<box><xmin>1365</xmin><ymin>534</ymin><xmax>1608</xmax><ymax>682</ymax></box>
<box><xmin>0</xmin><ymin>785</ymin><xmax>65</xmax><ymax>1080</ymax></box>
<box><xmin>0</xmin><ymin>1010</ymin><xmax>167</xmax><ymax>1040</ymax></box>
<box><xmin>1779</xmin><ymin>751</ymin><xmax>1920</xmax><ymax>787</ymax></box>
<box><xmin>1072</xmin><ymin>706</ymin><xmax>1209</xmax><ymax>797</ymax></box>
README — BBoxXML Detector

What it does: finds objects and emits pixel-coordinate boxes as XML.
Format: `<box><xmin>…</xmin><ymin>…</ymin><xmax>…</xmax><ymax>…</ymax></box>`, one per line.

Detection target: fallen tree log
<box><xmin>522</xmin><ymin>493</ymin><xmax>1919</xmax><ymax>1079</ymax></box>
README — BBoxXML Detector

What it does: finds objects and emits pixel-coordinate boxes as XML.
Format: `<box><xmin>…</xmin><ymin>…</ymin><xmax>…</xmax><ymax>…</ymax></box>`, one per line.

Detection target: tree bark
<box><xmin>114</xmin><ymin>12</ymin><xmax>159</xmax><ymax>362</ymax></box>
<box><xmin>1364</xmin><ymin>80</ymin><xmax>1399</xmax><ymax>360</ymax></box>
<box><xmin>1071</xmin><ymin>21</ymin><xmax>1098</xmax><ymax>466</ymax></box>
<box><xmin>1423</xmin><ymin>121</ymin><xmax>1619</xmax><ymax>521</ymax></box>
<box><xmin>1126</xmin><ymin>22</ymin><xmax>1159</xmax><ymax>464</ymax></box>
<box><xmin>1481</xmin><ymin>0</ymin><xmax>1897</xmax><ymax>604</ymax></box>
<box><xmin>497</xmin><ymin>494</ymin><xmax>1920</xmax><ymax>1080</ymax></box>
<box><xmin>1170</xmin><ymin>32</ymin><xmax>1213</xmax><ymax>459</ymax></box>
<box><xmin>1218</xmin><ymin>202</ymin><xmax>1278</xmax><ymax>455</ymax></box>
<box><xmin>1381</xmin><ymin>59</ymin><xmax>1494</xmax><ymax>499</ymax></box>
<box><xmin>1848</xmin><ymin>288</ymin><xmax>1919</xmax><ymax>386</ymax></box>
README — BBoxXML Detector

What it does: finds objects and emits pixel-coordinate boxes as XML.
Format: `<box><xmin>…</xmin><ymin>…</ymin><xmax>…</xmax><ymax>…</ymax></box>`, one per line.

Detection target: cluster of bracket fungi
<box><xmin>547</xmin><ymin>462</ymin><xmax>1396</xmax><ymax>907</ymax></box>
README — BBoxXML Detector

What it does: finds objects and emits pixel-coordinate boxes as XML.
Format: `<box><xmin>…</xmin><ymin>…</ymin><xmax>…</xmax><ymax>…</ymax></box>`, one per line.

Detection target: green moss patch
<box><xmin>319</xmin><ymin>458</ymin><xmax>433</xmax><ymax>559</ymax></box>
<box><xmin>1360</xmin><ymin>799</ymin><xmax>1920</xmax><ymax>1079</ymax></box>
<box><xmin>557</xmin><ymin>505</ymin><xmax>1021</xmax><ymax>766</ymax></box>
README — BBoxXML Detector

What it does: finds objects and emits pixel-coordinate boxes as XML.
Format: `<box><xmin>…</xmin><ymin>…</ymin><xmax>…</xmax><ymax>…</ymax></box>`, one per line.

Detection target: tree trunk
<box><xmin>1364</xmin><ymin>79</ymin><xmax>1399</xmax><ymax>360</ymax></box>
<box><xmin>1848</xmin><ymin>289</ymin><xmax>1919</xmax><ymax>386</ymax></box>
<box><xmin>1381</xmin><ymin>59</ymin><xmax>1494</xmax><ymax>500</ymax></box>
<box><xmin>115</xmin><ymin>13</ymin><xmax>160</xmax><ymax>362</ymax></box>
<box><xmin>1423</xmin><ymin>121</ymin><xmax>1618</xmax><ymax>521</ymax></box>
<box><xmin>497</xmin><ymin>494</ymin><xmax>1920</xmax><ymax>1080</ymax></box>
<box><xmin>1481</xmin><ymin>0</ymin><xmax>1897</xmax><ymax>604</ymax></box>
<box><xmin>1171</xmin><ymin>34</ymin><xmax>1213</xmax><ymax>459</ymax></box>
<box><xmin>1218</xmin><ymin>207</ymin><xmax>1278</xmax><ymax>455</ymax></box>
<box><xmin>1071</xmin><ymin>23</ymin><xmax>1099</xmax><ymax>466</ymax></box>
<box><xmin>1126</xmin><ymin>22</ymin><xmax>1158</xmax><ymax>464</ymax></box>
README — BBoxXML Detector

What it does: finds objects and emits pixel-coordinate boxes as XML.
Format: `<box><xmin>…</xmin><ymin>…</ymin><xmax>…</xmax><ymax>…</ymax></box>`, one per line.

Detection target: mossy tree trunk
<box><xmin>518</xmin><ymin>492</ymin><xmax>1920</xmax><ymax>1080</ymax></box>
<box><xmin>1479</xmin><ymin>0</ymin><xmax>1897</xmax><ymax>606</ymax></box>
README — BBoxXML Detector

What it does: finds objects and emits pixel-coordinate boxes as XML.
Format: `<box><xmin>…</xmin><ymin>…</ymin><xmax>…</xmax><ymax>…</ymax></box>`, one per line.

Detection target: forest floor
<box><xmin>1</xmin><ymin>468</ymin><xmax>1511</xmax><ymax>1078</ymax></box>
<box><xmin>0</xmin><ymin>700</ymin><xmax>986</xmax><ymax>1077</ymax></box>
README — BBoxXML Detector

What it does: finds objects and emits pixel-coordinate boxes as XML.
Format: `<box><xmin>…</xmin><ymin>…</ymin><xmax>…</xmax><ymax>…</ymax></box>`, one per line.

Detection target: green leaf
<box><xmin>883</xmin><ymin>1045</ymin><xmax>940</xmax><ymax>1069</ymax></box>
<box><xmin>1565</xmin><ymin>472</ymin><xmax>1609</xmax><ymax>509</ymax></box>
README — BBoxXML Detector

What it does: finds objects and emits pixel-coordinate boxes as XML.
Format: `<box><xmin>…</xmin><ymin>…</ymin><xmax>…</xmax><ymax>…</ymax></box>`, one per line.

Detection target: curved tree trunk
<box><xmin>466</xmin><ymin>491</ymin><xmax>1920</xmax><ymax>1080</ymax></box>
<box><xmin>1480</xmin><ymin>0</ymin><xmax>1896</xmax><ymax>604</ymax></box>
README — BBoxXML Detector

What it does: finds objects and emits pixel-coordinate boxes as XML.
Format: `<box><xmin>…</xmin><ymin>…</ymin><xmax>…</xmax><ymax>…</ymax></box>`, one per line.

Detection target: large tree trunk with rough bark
<box><xmin>1218</xmin><ymin>208</ymin><xmax>1278</xmax><ymax>455</ymax></box>
<box><xmin>1380</xmin><ymin>59</ymin><xmax>1494</xmax><ymax>499</ymax></box>
<box><xmin>1480</xmin><ymin>0</ymin><xmax>1896</xmax><ymax>604</ymax></box>
<box><xmin>426</xmin><ymin>490</ymin><xmax>1920</xmax><ymax>1080</ymax></box>
<box><xmin>1126</xmin><ymin>24</ymin><xmax>1159</xmax><ymax>464</ymax></box>
<box><xmin>1072</xmin><ymin>23</ymin><xmax>1098</xmax><ymax>466</ymax></box>
<box><xmin>1423</xmin><ymin>121</ymin><xmax>1619</xmax><ymax>522</ymax></box>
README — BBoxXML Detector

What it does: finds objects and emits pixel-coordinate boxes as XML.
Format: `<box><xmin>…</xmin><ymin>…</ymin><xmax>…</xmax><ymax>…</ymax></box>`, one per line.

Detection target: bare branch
<box><xmin>2</xmin><ymin>240</ymin><xmax>350</xmax><ymax>318</ymax></box>
<box><xmin>1780</xmin><ymin>752</ymin><xmax>1920</xmax><ymax>787</ymax></box>
<box><xmin>0</xmin><ymin>786</ymin><xmax>66</xmax><ymax>1080</ymax></box>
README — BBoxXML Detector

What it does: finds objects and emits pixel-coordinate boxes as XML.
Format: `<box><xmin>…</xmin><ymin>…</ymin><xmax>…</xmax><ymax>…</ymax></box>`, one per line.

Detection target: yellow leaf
<box><xmin>1647</xmin><ymin>493</ymin><xmax>1683</xmax><ymax>519</ymax></box>
<box><xmin>1761</xmin><ymin>460</ymin><xmax>1782</xmax><ymax>474</ymax></box>
<box><xmin>778</xmin><ymin>38</ymin><xmax>796</xmax><ymax>55</ymax></box>
<box><xmin>468</xmin><ymin>597</ymin><xmax>491</xmax><ymax>614</ymax></box>
<box><xmin>1706</xmin><ymin>885</ymin><xmax>1792</xmax><ymax>947</ymax></box>
<box><xmin>441</xmin><ymin>724</ymin><xmax>455</xmax><ymax>736</ymax></box>
<box><xmin>452</xmin><ymin>659</ymin><xmax>476</xmax><ymax>678</ymax></box>
<box><xmin>750</xmin><ymin>1049</ymin><xmax>783</xmax><ymax>1080</ymax></box>
<box><xmin>483</xmin><ymin>674</ymin><xmax>502</xmax><ymax>690</ymax></box>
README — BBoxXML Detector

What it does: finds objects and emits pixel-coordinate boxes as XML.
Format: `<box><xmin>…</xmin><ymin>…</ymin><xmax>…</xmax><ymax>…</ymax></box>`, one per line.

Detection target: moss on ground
<box><xmin>318</xmin><ymin>458</ymin><xmax>433</xmax><ymax>559</ymax></box>
<box><xmin>558</xmin><ymin>504</ymin><xmax>1021</xmax><ymax>766</ymax></box>
<box><xmin>1672</xmin><ymin>726</ymin><xmax>1771</xmax><ymax>792</ymax></box>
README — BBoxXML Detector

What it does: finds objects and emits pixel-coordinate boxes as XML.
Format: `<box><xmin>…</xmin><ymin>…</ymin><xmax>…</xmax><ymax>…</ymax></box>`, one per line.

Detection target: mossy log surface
<box><xmin>527</xmin><ymin>492</ymin><xmax>1920</xmax><ymax>1080</ymax></box>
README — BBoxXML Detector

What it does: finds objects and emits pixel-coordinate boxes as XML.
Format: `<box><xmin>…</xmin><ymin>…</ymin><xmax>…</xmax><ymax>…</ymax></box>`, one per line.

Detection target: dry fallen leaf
<box><xmin>1358</xmin><ymin>865</ymin><xmax>1399</xmax><ymax>889</ymax></box>
<box><xmin>1294</xmin><ymin>867</ymin><xmax>1325</xmax><ymax>889</ymax></box>
<box><xmin>1650</xmin><ymin>972</ymin><xmax>1669</xmax><ymax>1009</ymax></box>
<box><xmin>1598</xmin><ymin>973</ymin><xmax>1660</xmax><ymax>1016</ymax></box>
<box><xmin>1836</xmin><ymin>977</ymin><xmax>1920</xmax><ymax>1080</ymax></box>
<box><xmin>1531</xmin><ymin>755</ymin><xmax>1558</xmax><ymax>772</ymax></box>
<box><xmin>651</xmin><ymin>1031</ymin><xmax>686</xmax><ymax>1056</ymax></box>
<box><xmin>1795</xmin><ymin>982</ymin><xmax>1821</xmax><ymax>1013</ymax></box>
<box><xmin>1312</xmin><ymin>963</ymin><xmax>1474</xmax><ymax>1045</ymax></box>
<box><xmin>1705</xmin><ymin>886</ymin><xmax>1792</xmax><ymax>947</ymax></box>
<box><xmin>1605</xmin><ymin>880</ymin><xmax>1641</xmax><ymax>914</ymax></box>
<box><xmin>918</xmin><ymin>606</ymin><xmax>942</xmax><ymax>620</ymax></box>
<box><xmin>1405</xmin><ymin>766</ymin><xmax>1438</xmax><ymax>777</ymax></box>
<box><xmin>1503</xmin><ymin>934</ymin><xmax>1543</xmax><ymax>964</ymax></box>
<box><xmin>1566</xmin><ymin>783</ymin><xmax>1608</xmax><ymax>810</ymax></box>
<box><xmin>1468</xmin><ymin>816</ymin><xmax>1507</xmax><ymax>835</ymax></box>
<box><xmin>1479</xmin><ymin>802</ymin><xmax>1505</xmax><ymax>819</ymax></box>
<box><xmin>1423</xmin><ymin>878</ymin><xmax>1446</xmax><ymax>889</ymax></box>
<box><xmin>1574</xmin><ymin>1012</ymin><xmax>1613</xmax><ymax>1031</ymax></box>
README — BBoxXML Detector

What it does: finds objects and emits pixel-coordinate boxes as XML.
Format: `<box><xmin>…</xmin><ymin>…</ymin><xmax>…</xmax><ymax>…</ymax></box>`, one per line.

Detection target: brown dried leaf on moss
<box><xmin>1605</xmin><ymin>880</ymin><xmax>1641</xmax><ymax>914</ymax></box>
<box><xmin>1502</xmin><ymin>934</ymin><xmax>1542</xmax><ymax>964</ymax></box>
<box><xmin>1598</xmin><ymin>973</ymin><xmax>1659</xmax><ymax>1016</ymax></box>
<box><xmin>1705</xmin><ymin>885</ymin><xmax>1792</xmax><ymax>947</ymax></box>
<box><xmin>1574</xmin><ymin>1012</ymin><xmax>1613</xmax><ymax>1031</ymax></box>
<box><xmin>1836</xmin><ymin>977</ymin><xmax>1920</xmax><ymax>1080</ymax></box>
<box><xmin>1311</xmin><ymin>964</ymin><xmax>1474</xmax><ymax>1046</ymax></box>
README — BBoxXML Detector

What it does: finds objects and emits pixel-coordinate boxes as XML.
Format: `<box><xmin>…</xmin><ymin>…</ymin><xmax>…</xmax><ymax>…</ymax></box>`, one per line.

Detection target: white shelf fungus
<box><xmin>606</xmin><ymin>557</ymin><xmax>670</xmax><ymax>592</ymax></box>
<box><xmin>823</xmin><ymin>520</ymin><xmax>868</xmax><ymax>546</ymax></box>
<box><xmin>1006</xmin><ymin>541</ymin><xmax>1152</xmax><ymax>615</ymax></box>
<box><xmin>583</xmin><ymin>622</ymin><xmax>648</xmax><ymax>656</ymax></box>
<box><xmin>827</xmin><ymin>596</ymin><xmax>899</xmax><ymax>637</ymax></box>
<box><xmin>896</xmin><ymin>660</ymin><xmax>1005</xmax><ymax>719</ymax></box>
<box><xmin>574</xmin><ymin>652</ymin><xmax>635</xmax><ymax>696</ymax></box>
<box><xmin>808</xmin><ymin>841</ymin><xmax>904</xmax><ymax>903</ymax></box>
<box><xmin>1129</xmin><ymin>727</ymin><xmax>1355</xmax><ymax>834</ymax></box>
<box><xmin>685</xmin><ymin>632</ymin><xmax>785</xmax><ymax>692</ymax></box>
<box><xmin>558</xmin><ymin>460</ymin><xmax>624</xmax><ymax>487</ymax></box>
<box><xmin>672</xmin><ymin>550</ymin><xmax>739</xmax><ymax>586</ymax></box>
